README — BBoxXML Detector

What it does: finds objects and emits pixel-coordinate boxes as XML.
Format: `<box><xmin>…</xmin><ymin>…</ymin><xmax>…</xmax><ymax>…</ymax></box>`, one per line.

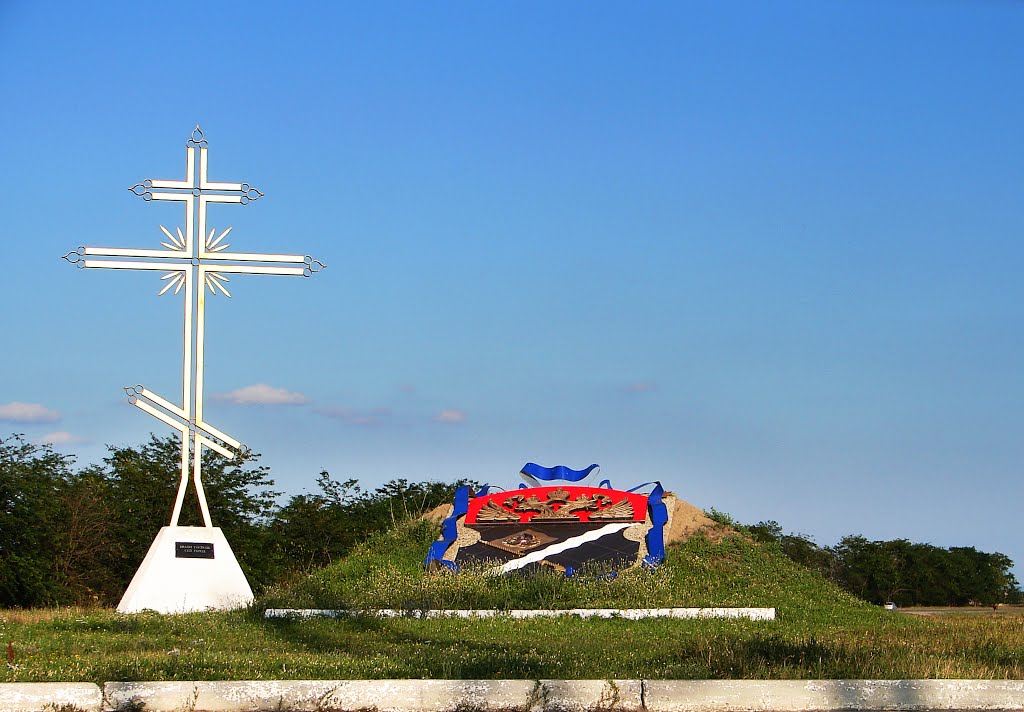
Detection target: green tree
<box><xmin>0</xmin><ymin>435</ymin><xmax>119</xmax><ymax>606</ymax></box>
<box><xmin>51</xmin><ymin>465</ymin><xmax>121</xmax><ymax>603</ymax></box>
<box><xmin>271</xmin><ymin>473</ymin><xmax>368</xmax><ymax>573</ymax></box>
<box><xmin>747</xmin><ymin>520</ymin><xmax>839</xmax><ymax>581</ymax></box>
<box><xmin>0</xmin><ymin>435</ymin><xmax>73</xmax><ymax>606</ymax></box>
<box><xmin>747</xmin><ymin>520</ymin><xmax>783</xmax><ymax>544</ymax></box>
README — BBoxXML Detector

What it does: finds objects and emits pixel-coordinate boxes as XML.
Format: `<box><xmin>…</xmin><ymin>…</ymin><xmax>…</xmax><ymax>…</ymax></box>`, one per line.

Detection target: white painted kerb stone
<box><xmin>102</xmin><ymin>680</ymin><xmax>643</xmax><ymax>712</ymax></box>
<box><xmin>0</xmin><ymin>683</ymin><xmax>102</xmax><ymax>712</ymax></box>
<box><xmin>542</xmin><ymin>680</ymin><xmax>643</xmax><ymax>711</ymax></box>
<box><xmin>264</xmin><ymin>608</ymin><xmax>776</xmax><ymax>621</ymax></box>
<box><xmin>643</xmin><ymin>679</ymin><xmax>1024</xmax><ymax>711</ymax></box>
<box><xmin>104</xmin><ymin>680</ymin><xmax>536</xmax><ymax>712</ymax></box>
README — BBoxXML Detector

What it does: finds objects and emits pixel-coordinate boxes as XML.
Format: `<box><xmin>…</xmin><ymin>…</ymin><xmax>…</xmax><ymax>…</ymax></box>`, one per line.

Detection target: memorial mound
<box><xmin>261</xmin><ymin>499</ymin><xmax>868</xmax><ymax>621</ymax></box>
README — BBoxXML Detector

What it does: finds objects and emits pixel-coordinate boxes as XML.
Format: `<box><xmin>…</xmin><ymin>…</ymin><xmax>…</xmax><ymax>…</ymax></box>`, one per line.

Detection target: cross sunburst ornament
<box><xmin>63</xmin><ymin>126</ymin><xmax>325</xmax><ymax>528</ymax></box>
<box><xmin>157</xmin><ymin>225</ymin><xmax>238</xmax><ymax>296</ymax></box>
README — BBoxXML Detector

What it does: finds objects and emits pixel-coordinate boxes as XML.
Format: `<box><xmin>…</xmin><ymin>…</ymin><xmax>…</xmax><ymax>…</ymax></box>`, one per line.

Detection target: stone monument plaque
<box><xmin>175</xmin><ymin>541</ymin><xmax>215</xmax><ymax>559</ymax></box>
<box><xmin>426</xmin><ymin>463</ymin><xmax>668</xmax><ymax>576</ymax></box>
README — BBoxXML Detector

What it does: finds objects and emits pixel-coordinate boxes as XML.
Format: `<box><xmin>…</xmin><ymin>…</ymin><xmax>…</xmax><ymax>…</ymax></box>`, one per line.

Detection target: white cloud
<box><xmin>36</xmin><ymin>431</ymin><xmax>87</xmax><ymax>446</ymax></box>
<box><xmin>315</xmin><ymin>406</ymin><xmax>392</xmax><ymax>426</ymax></box>
<box><xmin>0</xmin><ymin>401</ymin><xmax>61</xmax><ymax>423</ymax></box>
<box><xmin>214</xmin><ymin>383</ymin><xmax>308</xmax><ymax>406</ymax></box>
<box><xmin>434</xmin><ymin>409</ymin><xmax>466</xmax><ymax>424</ymax></box>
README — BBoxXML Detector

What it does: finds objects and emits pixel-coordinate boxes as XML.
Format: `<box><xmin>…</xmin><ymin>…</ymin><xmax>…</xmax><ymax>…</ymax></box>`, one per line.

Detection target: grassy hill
<box><xmin>261</xmin><ymin>518</ymin><xmax>876</xmax><ymax>624</ymax></box>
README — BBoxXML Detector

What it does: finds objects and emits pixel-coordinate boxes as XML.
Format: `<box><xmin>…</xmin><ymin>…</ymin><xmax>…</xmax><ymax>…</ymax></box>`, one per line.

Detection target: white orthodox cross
<box><xmin>64</xmin><ymin>126</ymin><xmax>324</xmax><ymax>528</ymax></box>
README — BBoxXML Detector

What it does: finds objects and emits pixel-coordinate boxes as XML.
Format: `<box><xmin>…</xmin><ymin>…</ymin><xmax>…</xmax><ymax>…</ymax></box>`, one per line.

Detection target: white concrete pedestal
<box><xmin>117</xmin><ymin>526</ymin><xmax>254</xmax><ymax>614</ymax></box>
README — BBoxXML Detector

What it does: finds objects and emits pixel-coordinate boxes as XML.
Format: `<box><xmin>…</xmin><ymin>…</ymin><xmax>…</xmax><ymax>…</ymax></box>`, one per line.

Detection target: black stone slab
<box><xmin>174</xmin><ymin>541</ymin><xmax>215</xmax><ymax>559</ymax></box>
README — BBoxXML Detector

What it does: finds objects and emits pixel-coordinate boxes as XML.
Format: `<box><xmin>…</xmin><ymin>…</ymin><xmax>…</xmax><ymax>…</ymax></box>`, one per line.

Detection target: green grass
<box><xmin>2</xmin><ymin>521</ymin><xmax>1023</xmax><ymax>682</ymax></box>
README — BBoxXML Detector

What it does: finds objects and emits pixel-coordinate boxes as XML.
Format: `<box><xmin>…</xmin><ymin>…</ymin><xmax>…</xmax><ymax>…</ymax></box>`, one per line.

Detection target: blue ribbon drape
<box><xmin>642</xmin><ymin>482</ymin><xmax>668</xmax><ymax>569</ymax></box>
<box><xmin>520</xmin><ymin>463</ymin><xmax>600</xmax><ymax>482</ymax></box>
<box><xmin>423</xmin><ymin>484</ymin><xmax>484</xmax><ymax>571</ymax></box>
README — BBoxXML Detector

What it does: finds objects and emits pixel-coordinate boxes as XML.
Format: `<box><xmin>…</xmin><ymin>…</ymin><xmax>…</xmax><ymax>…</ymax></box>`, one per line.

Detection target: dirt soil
<box><xmin>662</xmin><ymin>493</ymin><xmax>732</xmax><ymax>544</ymax></box>
<box><xmin>900</xmin><ymin>604</ymin><xmax>1024</xmax><ymax>617</ymax></box>
<box><xmin>423</xmin><ymin>502</ymin><xmax>453</xmax><ymax>524</ymax></box>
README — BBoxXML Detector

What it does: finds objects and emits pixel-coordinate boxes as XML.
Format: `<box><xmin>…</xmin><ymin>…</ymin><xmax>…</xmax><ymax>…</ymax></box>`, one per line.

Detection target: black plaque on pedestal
<box><xmin>175</xmin><ymin>541</ymin><xmax>215</xmax><ymax>559</ymax></box>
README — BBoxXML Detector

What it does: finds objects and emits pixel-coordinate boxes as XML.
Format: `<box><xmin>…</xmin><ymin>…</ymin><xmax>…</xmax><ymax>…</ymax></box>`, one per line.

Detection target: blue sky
<box><xmin>2</xmin><ymin>2</ymin><xmax>1022</xmax><ymax>577</ymax></box>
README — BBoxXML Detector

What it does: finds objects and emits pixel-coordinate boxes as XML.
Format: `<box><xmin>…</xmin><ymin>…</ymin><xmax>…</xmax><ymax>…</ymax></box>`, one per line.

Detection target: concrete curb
<box><xmin>644</xmin><ymin>679</ymin><xmax>1024</xmax><ymax>711</ymax></box>
<box><xmin>3</xmin><ymin>680</ymin><xmax>1023</xmax><ymax>712</ymax></box>
<box><xmin>264</xmin><ymin>609</ymin><xmax>776</xmax><ymax>621</ymax></box>
<box><xmin>101</xmin><ymin>680</ymin><xmax>642</xmax><ymax>712</ymax></box>
<box><xmin>0</xmin><ymin>683</ymin><xmax>102</xmax><ymax>712</ymax></box>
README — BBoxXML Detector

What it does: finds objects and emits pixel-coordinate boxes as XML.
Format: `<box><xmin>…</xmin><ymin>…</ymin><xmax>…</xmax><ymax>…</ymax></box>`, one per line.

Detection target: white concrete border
<box><xmin>264</xmin><ymin>607</ymin><xmax>776</xmax><ymax>620</ymax></box>
<box><xmin>0</xmin><ymin>682</ymin><xmax>101</xmax><ymax>712</ymax></box>
<box><xmin>3</xmin><ymin>679</ymin><xmax>1023</xmax><ymax>712</ymax></box>
<box><xmin>644</xmin><ymin>679</ymin><xmax>1024</xmax><ymax>711</ymax></box>
<box><xmin>101</xmin><ymin>680</ymin><xmax>643</xmax><ymax>712</ymax></box>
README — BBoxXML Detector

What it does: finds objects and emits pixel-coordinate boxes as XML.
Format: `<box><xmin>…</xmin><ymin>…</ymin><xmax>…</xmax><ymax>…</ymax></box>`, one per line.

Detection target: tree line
<box><xmin>2</xmin><ymin>433</ymin><xmax>1020</xmax><ymax>608</ymax></box>
<box><xmin>721</xmin><ymin>514</ymin><xmax>1021</xmax><ymax>607</ymax></box>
